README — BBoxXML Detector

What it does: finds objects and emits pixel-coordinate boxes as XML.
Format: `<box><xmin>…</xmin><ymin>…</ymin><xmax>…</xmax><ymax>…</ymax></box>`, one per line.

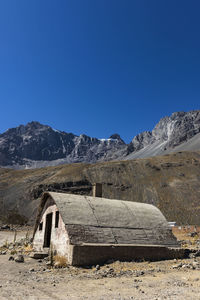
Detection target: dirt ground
<box><xmin>0</xmin><ymin>229</ymin><xmax>200</xmax><ymax>300</ymax></box>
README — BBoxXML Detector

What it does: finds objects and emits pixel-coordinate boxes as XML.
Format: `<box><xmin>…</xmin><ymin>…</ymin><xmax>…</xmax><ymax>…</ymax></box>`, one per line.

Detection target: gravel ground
<box><xmin>1</xmin><ymin>230</ymin><xmax>200</xmax><ymax>300</ymax></box>
<box><xmin>0</xmin><ymin>253</ymin><xmax>200</xmax><ymax>300</ymax></box>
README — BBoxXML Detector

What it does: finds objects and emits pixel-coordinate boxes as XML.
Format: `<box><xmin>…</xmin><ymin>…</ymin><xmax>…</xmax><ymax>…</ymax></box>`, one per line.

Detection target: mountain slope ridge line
<box><xmin>0</xmin><ymin>110</ymin><xmax>200</xmax><ymax>169</ymax></box>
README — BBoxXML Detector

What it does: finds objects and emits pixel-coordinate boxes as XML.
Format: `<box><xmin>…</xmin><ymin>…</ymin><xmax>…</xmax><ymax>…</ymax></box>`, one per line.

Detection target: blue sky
<box><xmin>0</xmin><ymin>1</ymin><xmax>200</xmax><ymax>143</ymax></box>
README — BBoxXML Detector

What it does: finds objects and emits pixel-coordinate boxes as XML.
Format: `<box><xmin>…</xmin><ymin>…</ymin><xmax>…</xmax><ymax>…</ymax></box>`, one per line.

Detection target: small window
<box><xmin>39</xmin><ymin>222</ymin><xmax>43</xmax><ymax>231</ymax></box>
<box><xmin>55</xmin><ymin>211</ymin><xmax>59</xmax><ymax>228</ymax></box>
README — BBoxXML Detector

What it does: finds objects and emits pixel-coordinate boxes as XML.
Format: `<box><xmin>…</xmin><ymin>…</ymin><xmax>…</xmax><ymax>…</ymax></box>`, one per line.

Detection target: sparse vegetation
<box><xmin>2</xmin><ymin>240</ymin><xmax>9</xmax><ymax>249</ymax></box>
<box><xmin>1</xmin><ymin>151</ymin><xmax>200</xmax><ymax>225</ymax></box>
<box><xmin>53</xmin><ymin>255</ymin><xmax>68</xmax><ymax>268</ymax></box>
<box><xmin>24</xmin><ymin>244</ymin><xmax>33</xmax><ymax>253</ymax></box>
<box><xmin>173</xmin><ymin>226</ymin><xmax>200</xmax><ymax>249</ymax></box>
<box><xmin>10</xmin><ymin>249</ymin><xmax>17</xmax><ymax>255</ymax></box>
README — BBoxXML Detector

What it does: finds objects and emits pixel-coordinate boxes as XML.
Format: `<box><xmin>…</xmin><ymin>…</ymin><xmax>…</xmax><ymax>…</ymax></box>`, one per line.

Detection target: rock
<box><xmin>156</xmin><ymin>268</ymin><xmax>161</xmax><ymax>272</ymax></box>
<box><xmin>181</xmin><ymin>264</ymin><xmax>188</xmax><ymax>269</ymax></box>
<box><xmin>134</xmin><ymin>285</ymin><xmax>139</xmax><ymax>289</ymax></box>
<box><xmin>172</xmin><ymin>263</ymin><xmax>182</xmax><ymax>269</ymax></box>
<box><xmin>189</xmin><ymin>253</ymin><xmax>196</xmax><ymax>259</ymax></box>
<box><xmin>29</xmin><ymin>268</ymin><xmax>35</xmax><ymax>272</ymax></box>
<box><xmin>43</xmin><ymin>257</ymin><xmax>49</xmax><ymax>261</ymax></box>
<box><xmin>194</xmin><ymin>250</ymin><xmax>200</xmax><ymax>257</ymax></box>
<box><xmin>140</xmin><ymin>271</ymin><xmax>145</xmax><ymax>275</ymax></box>
<box><xmin>135</xmin><ymin>270</ymin><xmax>145</xmax><ymax>276</ymax></box>
<box><xmin>0</xmin><ymin>225</ymin><xmax>10</xmax><ymax>230</ymax></box>
<box><xmin>189</xmin><ymin>232</ymin><xmax>198</xmax><ymax>237</ymax></box>
<box><xmin>107</xmin><ymin>268</ymin><xmax>114</xmax><ymax>274</ymax></box>
<box><xmin>192</xmin><ymin>261</ymin><xmax>199</xmax><ymax>268</ymax></box>
<box><xmin>15</xmin><ymin>255</ymin><xmax>24</xmax><ymax>263</ymax></box>
<box><xmin>8</xmin><ymin>256</ymin><xmax>14</xmax><ymax>261</ymax></box>
<box><xmin>0</xmin><ymin>251</ymin><xmax>7</xmax><ymax>255</ymax></box>
<box><xmin>96</xmin><ymin>265</ymin><xmax>100</xmax><ymax>271</ymax></box>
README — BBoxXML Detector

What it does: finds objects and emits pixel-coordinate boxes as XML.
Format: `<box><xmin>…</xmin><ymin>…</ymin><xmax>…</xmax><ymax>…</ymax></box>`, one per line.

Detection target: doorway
<box><xmin>43</xmin><ymin>213</ymin><xmax>53</xmax><ymax>248</ymax></box>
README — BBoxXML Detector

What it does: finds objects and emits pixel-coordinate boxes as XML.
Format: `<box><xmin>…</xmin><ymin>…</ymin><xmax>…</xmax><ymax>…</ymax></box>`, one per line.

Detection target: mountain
<box><xmin>1</xmin><ymin>150</ymin><xmax>200</xmax><ymax>225</ymax></box>
<box><xmin>1</xmin><ymin>111</ymin><xmax>200</xmax><ymax>226</ymax></box>
<box><xmin>0</xmin><ymin>122</ymin><xmax>125</xmax><ymax>168</ymax></box>
<box><xmin>0</xmin><ymin>110</ymin><xmax>200</xmax><ymax>168</ymax></box>
<box><xmin>126</xmin><ymin>110</ymin><xmax>200</xmax><ymax>159</ymax></box>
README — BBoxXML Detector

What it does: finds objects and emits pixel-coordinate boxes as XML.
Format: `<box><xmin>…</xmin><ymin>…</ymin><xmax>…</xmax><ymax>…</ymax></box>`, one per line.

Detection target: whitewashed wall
<box><xmin>33</xmin><ymin>197</ymin><xmax>70</xmax><ymax>257</ymax></box>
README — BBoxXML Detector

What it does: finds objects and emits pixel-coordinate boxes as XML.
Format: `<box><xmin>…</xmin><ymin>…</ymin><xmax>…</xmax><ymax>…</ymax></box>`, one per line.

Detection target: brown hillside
<box><xmin>0</xmin><ymin>150</ymin><xmax>200</xmax><ymax>225</ymax></box>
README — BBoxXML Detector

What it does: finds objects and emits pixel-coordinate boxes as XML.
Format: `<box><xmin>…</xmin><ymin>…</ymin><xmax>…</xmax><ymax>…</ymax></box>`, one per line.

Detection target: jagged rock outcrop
<box><xmin>126</xmin><ymin>110</ymin><xmax>200</xmax><ymax>159</ymax></box>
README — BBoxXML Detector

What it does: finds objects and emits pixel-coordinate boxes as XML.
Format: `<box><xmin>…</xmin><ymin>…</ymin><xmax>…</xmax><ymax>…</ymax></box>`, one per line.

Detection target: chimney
<box><xmin>92</xmin><ymin>183</ymin><xmax>102</xmax><ymax>198</ymax></box>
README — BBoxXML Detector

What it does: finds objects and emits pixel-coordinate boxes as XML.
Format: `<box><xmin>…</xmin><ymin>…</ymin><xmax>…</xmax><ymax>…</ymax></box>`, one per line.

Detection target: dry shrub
<box><xmin>10</xmin><ymin>249</ymin><xmax>17</xmax><ymax>255</ymax></box>
<box><xmin>2</xmin><ymin>240</ymin><xmax>9</xmax><ymax>249</ymax></box>
<box><xmin>53</xmin><ymin>255</ymin><xmax>68</xmax><ymax>268</ymax></box>
<box><xmin>24</xmin><ymin>244</ymin><xmax>33</xmax><ymax>253</ymax></box>
<box><xmin>173</xmin><ymin>226</ymin><xmax>200</xmax><ymax>249</ymax></box>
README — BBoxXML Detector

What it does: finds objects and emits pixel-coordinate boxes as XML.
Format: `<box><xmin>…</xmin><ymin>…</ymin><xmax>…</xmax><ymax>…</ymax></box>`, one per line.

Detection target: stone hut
<box><xmin>33</xmin><ymin>191</ymin><xmax>182</xmax><ymax>266</ymax></box>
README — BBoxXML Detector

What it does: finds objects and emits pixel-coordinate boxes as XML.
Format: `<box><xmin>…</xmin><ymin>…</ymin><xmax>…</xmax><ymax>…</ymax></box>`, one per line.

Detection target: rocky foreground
<box><xmin>0</xmin><ymin>227</ymin><xmax>200</xmax><ymax>299</ymax></box>
<box><xmin>1</xmin><ymin>253</ymin><xmax>200</xmax><ymax>300</ymax></box>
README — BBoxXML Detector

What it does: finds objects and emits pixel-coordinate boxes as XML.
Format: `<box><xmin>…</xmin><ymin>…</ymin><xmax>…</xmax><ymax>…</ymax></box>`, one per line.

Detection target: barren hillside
<box><xmin>0</xmin><ymin>150</ymin><xmax>200</xmax><ymax>225</ymax></box>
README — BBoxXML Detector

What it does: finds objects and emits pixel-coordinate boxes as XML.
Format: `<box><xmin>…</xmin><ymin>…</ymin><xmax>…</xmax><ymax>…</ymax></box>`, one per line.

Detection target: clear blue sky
<box><xmin>0</xmin><ymin>1</ymin><xmax>200</xmax><ymax>143</ymax></box>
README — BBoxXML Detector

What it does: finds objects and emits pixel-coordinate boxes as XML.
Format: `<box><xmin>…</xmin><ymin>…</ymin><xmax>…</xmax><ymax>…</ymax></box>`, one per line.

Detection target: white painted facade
<box><xmin>33</xmin><ymin>198</ymin><xmax>70</xmax><ymax>257</ymax></box>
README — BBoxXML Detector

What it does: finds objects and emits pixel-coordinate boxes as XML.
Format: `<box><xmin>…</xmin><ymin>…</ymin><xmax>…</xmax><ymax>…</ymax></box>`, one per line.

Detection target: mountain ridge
<box><xmin>0</xmin><ymin>121</ymin><xmax>126</xmax><ymax>168</ymax></box>
<box><xmin>0</xmin><ymin>110</ymin><xmax>200</xmax><ymax>168</ymax></box>
<box><xmin>126</xmin><ymin>110</ymin><xmax>200</xmax><ymax>159</ymax></box>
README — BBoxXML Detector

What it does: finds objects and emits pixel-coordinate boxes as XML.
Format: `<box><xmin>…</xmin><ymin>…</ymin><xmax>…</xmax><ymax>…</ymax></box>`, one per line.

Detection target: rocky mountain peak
<box><xmin>0</xmin><ymin>122</ymin><xmax>126</xmax><ymax>168</ymax></box>
<box><xmin>109</xmin><ymin>134</ymin><xmax>125</xmax><ymax>144</ymax></box>
<box><xmin>26</xmin><ymin>121</ymin><xmax>44</xmax><ymax>128</ymax></box>
<box><xmin>3</xmin><ymin>121</ymin><xmax>49</xmax><ymax>137</ymax></box>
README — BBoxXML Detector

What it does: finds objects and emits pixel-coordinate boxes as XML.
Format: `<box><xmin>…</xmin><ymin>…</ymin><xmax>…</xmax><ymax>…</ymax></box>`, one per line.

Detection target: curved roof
<box><xmin>35</xmin><ymin>192</ymin><xmax>178</xmax><ymax>247</ymax></box>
